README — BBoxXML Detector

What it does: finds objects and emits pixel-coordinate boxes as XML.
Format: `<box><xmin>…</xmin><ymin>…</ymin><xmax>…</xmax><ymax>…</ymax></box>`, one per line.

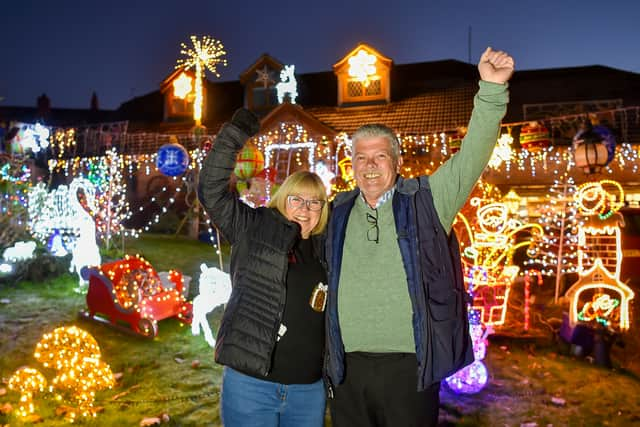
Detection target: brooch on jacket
<box><xmin>309</xmin><ymin>282</ymin><xmax>328</xmax><ymax>312</ymax></box>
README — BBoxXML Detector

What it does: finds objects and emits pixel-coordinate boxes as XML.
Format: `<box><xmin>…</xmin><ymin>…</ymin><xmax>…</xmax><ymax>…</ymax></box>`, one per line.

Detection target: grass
<box><xmin>0</xmin><ymin>235</ymin><xmax>225</xmax><ymax>426</ymax></box>
<box><xmin>1</xmin><ymin>234</ymin><xmax>640</xmax><ymax>426</ymax></box>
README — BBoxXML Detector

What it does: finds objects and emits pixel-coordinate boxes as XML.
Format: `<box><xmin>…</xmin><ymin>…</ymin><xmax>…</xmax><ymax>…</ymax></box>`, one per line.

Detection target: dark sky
<box><xmin>2</xmin><ymin>0</ymin><xmax>639</xmax><ymax>110</ymax></box>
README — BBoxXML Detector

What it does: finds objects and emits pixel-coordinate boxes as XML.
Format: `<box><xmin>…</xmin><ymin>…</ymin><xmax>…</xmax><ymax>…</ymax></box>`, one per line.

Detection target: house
<box><xmin>3</xmin><ymin>42</ymin><xmax>639</xmax><ymax>189</ymax></box>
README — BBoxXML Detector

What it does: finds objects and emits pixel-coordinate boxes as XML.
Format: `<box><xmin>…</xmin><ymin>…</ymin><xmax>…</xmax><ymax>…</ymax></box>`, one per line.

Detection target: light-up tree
<box><xmin>525</xmin><ymin>173</ymin><xmax>584</xmax><ymax>302</ymax></box>
<box><xmin>91</xmin><ymin>148</ymin><xmax>132</xmax><ymax>251</ymax></box>
<box><xmin>176</xmin><ymin>35</ymin><xmax>227</xmax><ymax>126</ymax></box>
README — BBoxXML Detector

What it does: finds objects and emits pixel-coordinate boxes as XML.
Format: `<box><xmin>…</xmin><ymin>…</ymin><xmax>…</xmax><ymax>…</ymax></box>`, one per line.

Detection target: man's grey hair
<box><xmin>351</xmin><ymin>123</ymin><xmax>402</xmax><ymax>163</ymax></box>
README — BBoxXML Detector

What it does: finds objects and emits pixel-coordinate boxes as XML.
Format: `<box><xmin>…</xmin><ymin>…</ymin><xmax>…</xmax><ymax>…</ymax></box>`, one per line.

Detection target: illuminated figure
<box><xmin>568</xmin><ymin>180</ymin><xmax>632</xmax><ymax>330</ymax></box>
<box><xmin>68</xmin><ymin>178</ymin><xmax>101</xmax><ymax>290</ymax></box>
<box><xmin>275</xmin><ymin>65</ymin><xmax>298</xmax><ymax>104</ymax></box>
<box><xmin>455</xmin><ymin>196</ymin><xmax>542</xmax><ymax>325</ymax></box>
<box><xmin>191</xmin><ymin>263</ymin><xmax>232</xmax><ymax>347</ymax></box>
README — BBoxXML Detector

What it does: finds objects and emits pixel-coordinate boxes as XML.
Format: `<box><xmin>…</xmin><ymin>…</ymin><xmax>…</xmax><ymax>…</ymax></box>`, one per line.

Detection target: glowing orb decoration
<box><xmin>445</xmin><ymin>308</ymin><xmax>491</xmax><ymax>394</ymax></box>
<box><xmin>33</xmin><ymin>326</ymin><xmax>114</xmax><ymax>421</ymax></box>
<box><xmin>573</xmin><ymin>123</ymin><xmax>616</xmax><ymax>174</ymax></box>
<box><xmin>191</xmin><ymin>263</ymin><xmax>232</xmax><ymax>347</ymax></box>
<box><xmin>275</xmin><ymin>65</ymin><xmax>298</xmax><ymax>104</ymax></box>
<box><xmin>445</xmin><ymin>360</ymin><xmax>489</xmax><ymax>394</ymax></box>
<box><xmin>157</xmin><ymin>143</ymin><xmax>189</xmax><ymax>176</ymax></box>
<box><xmin>8</xmin><ymin>367</ymin><xmax>47</xmax><ymax>417</ymax></box>
<box><xmin>234</xmin><ymin>145</ymin><xmax>264</xmax><ymax>180</ymax></box>
<box><xmin>519</xmin><ymin>122</ymin><xmax>551</xmax><ymax>153</ymax></box>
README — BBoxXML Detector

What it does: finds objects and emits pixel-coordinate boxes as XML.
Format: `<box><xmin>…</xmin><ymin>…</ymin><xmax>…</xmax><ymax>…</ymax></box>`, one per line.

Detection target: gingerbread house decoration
<box><xmin>565</xmin><ymin>258</ymin><xmax>634</xmax><ymax>331</ymax></box>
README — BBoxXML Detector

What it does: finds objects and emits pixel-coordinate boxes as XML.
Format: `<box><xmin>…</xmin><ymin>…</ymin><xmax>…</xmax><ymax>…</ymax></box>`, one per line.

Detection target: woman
<box><xmin>198</xmin><ymin>108</ymin><xmax>329</xmax><ymax>426</ymax></box>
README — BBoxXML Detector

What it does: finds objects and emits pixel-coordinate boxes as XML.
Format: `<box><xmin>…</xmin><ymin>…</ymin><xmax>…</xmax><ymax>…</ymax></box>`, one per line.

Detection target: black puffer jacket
<box><xmin>198</xmin><ymin>122</ymin><xmax>323</xmax><ymax>376</ymax></box>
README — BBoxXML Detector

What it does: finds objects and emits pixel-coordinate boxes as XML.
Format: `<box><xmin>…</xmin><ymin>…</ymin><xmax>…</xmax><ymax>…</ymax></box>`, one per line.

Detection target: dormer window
<box><xmin>240</xmin><ymin>55</ymin><xmax>284</xmax><ymax>114</ymax></box>
<box><xmin>334</xmin><ymin>44</ymin><xmax>392</xmax><ymax>106</ymax></box>
<box><xmin>171</xmin><ymin>72</ymin><xmax>195</xmax><ymax>115</ymax></box>
<box><xmin>160</xmin><ymin>69</ymin><xmax>198</xmax><ymax>121</ymax></box>
<box><xmin>252</xmin><ymin>66</ymin><xmax>278</xmax><ymax>108</ymax></box>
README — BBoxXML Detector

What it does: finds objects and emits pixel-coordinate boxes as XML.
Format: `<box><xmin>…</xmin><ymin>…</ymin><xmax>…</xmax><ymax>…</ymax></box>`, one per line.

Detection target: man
<box><xmin>325</xmin><ymin>47</ymin><xmax>514</xmax><ymax>426</ymax></box>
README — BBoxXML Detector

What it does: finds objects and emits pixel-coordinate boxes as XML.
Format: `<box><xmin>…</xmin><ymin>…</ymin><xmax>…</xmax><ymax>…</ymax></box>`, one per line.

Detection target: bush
<box><xmin>0</xmin><ymin>250</ymin><xmax>69</xmax><ymax>285</ymax></box>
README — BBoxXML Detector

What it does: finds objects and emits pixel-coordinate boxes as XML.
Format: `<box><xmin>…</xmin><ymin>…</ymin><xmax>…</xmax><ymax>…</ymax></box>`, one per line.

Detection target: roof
<box><xmin>307</xmin><ymin>84</ymin><xmax>476</xmax><ymax>134</ymax></box>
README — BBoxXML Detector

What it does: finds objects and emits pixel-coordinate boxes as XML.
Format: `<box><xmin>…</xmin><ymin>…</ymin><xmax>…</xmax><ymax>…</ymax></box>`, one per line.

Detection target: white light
<box><xmin>276</xmin><ymin>65</ymin><xmax>298</xmax><ymax>104</ymax></box>
<box><xmin>2</xmin><ymin>241</ymin><xmax>36</xmax><ymax>262</ymax></box>
<box><xmin>191</xmin><ymin>264</ymin><xmax>232</xmax><ymax>347</ymax></box>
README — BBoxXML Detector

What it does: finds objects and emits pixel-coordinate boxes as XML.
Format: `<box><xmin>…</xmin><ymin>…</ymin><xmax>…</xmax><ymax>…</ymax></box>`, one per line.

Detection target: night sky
<box><xmin>2</xmin><ymin>0</ymin><xmax>639</xmax><ymax>110</ymax></box>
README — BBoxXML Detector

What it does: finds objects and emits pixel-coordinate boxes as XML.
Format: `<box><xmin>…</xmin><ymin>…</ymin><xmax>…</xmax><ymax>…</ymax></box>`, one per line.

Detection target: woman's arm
<box><xmin>198</xmin><ymin>109</ymin><xmax>261</xmax><ymax>245</ymax></box>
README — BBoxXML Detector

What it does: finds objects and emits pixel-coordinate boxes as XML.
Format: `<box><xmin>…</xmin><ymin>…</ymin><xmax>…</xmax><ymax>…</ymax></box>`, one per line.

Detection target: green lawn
<box><xmin>1</xmin><ymin>235</ymin><xmax>225</xmax><ymax>426</ymax></box>
<box><xmin>1</xmin><ymin>234</ymin><xmax>640</xmax><ymax>426</ymax></box>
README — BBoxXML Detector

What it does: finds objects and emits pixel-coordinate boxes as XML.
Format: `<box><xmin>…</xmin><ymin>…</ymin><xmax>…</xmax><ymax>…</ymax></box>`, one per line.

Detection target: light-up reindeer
<box><xmin>191</xmin><ymin>264</ymin><xmax>232</xmax><ymax>347</ymax></box>
<box><xmin>275</xmin><ymin>65</ymin><xmax>298</xmax><ymax>104</ymax></box>
<box><xmin>68</xmin><ymin>178</ymin><xmax>101</xmax><ymax>290</ymax></box>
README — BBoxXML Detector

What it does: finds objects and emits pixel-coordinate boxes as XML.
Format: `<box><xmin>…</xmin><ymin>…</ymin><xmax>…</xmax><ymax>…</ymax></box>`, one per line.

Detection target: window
<box><xmin>252</xmin><ymin>86</ymin><xmax>278</xmax><ymax>109</ymax></box>
<box><xmin>347</xmin><ymin>79</ymin><xmax>382</xmax><ymax>98</ymax></box>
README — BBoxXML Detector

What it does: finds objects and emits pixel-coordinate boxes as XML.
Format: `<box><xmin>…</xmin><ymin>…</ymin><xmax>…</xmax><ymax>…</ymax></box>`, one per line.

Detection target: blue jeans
<box><xmin>220</xmin><ymin>367</ymin><xmax>326</xmax><ymax>427</ymax></box>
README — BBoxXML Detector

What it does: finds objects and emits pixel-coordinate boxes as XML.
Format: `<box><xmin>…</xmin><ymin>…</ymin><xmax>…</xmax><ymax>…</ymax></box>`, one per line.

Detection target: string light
<box><xmin>33</xmin><ymin>326</ymin><xmax>115</xmax><ymax>421</ymax></box>
<box><xmin>8</xmin><ymin>367</ymin><xmax>47</xmax><ymax>417</ymax></box>
<box><xmin>176</xmin><ymin>35</ymin><xmax>227</xmax><ymax>126</ymax></box>
<box><xmin>565</xmin><ymin>259</ymin><xmax>635</xmax><ymax>331</ymax></box>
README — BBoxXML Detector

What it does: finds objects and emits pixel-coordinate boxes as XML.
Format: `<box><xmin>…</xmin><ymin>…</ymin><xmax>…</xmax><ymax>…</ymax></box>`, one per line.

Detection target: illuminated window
<box><xmin>347</xmin><ymin>79</ymin><xmax>382</xmax><ymax>97</ymax></box>
<box><xmin>334</xmin><ymin>43</ymin><xmax>391</xmax><ymax>106</ymax></box>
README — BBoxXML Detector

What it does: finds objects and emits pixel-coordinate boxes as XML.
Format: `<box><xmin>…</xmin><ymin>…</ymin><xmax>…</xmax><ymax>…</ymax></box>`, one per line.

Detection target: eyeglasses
<box><xmin>287</xmin><ymin>195</ymin><xmax>325</xmax><ymax>212</ymax></box>
<box><xmin>366</xmin><ymin>209</ymin><xmax>379</xmax><ymax>244</ymax></box>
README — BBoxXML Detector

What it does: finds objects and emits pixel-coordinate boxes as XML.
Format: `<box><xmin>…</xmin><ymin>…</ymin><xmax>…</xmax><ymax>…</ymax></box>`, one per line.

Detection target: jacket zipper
<box><xmin>263</xmin><ymin>230</ymin><xmax>297</xmax><ymax>376</ymax></box>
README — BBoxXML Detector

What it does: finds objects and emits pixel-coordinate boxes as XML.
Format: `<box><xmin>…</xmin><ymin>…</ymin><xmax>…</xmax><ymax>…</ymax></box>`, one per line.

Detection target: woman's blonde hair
<box><xmin>268</xmin><ymin>171</ymin><xmax>329</xmax><ymax>235</ymax></box>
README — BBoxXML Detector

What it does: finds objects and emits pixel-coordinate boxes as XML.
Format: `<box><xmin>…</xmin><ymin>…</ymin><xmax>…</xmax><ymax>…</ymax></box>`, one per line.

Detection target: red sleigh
<box><xmin>80</xmin><ymin>255</ymin><xmax>192</xmax><ymax>337</ymax></box>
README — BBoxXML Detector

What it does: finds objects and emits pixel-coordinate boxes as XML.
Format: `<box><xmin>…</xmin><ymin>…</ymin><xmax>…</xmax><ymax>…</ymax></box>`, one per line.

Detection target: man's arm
<box><xmin>429</xmin><ymin>48</ymin><xmax>514</xmax><ymax>232</ymax></box>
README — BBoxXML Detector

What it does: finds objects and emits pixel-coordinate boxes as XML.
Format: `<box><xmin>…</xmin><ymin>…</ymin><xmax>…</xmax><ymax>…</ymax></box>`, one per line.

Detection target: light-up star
<box><xmin>255</xmin><ymin>65</ymin><xmax>274</xmax><ymax>88</ymax></box>
<box><xmin>173</xmin><ymin>72</ymin><xmax>193</xmax><ymax>99</ymax></box>
<box><xmin>348</xmin><ymin>49</ymin><xmax>377</xmax><ymax>87</ymax></box>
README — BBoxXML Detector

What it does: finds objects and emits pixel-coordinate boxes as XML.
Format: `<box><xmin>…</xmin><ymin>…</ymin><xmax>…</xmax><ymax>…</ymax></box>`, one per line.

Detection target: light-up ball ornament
<box><xmin>573</xmin><ymin>123</ymin><xmax>616</xmax><ymax>174</ymax></box>
<box><xmin>519</xmin><ymin>122</ymin><xmax>551</xmax><ymax>153</ymax></box>
<box><xmin>448</xmin><ymin>132</ymin><xmax>463</xmax><ymax>154</ymax></box>
<box><xmin>157</xmin><ymin>143</ymin><xmax>189</xmax><ymax>177</ymax></box>
<box><xmin>8</xmin><ymin>367</ymin><xmax>47</xmax><ymax>417</ymax></box>
<box><xmin>234</xmin><ymin>145</ymin><xmax>264</xmax><ymax>181</ymax></box>
<box><xmin>445</xmin><ymin>360</ymin><xmax>489</xmax><ymax>394</ymax></box>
